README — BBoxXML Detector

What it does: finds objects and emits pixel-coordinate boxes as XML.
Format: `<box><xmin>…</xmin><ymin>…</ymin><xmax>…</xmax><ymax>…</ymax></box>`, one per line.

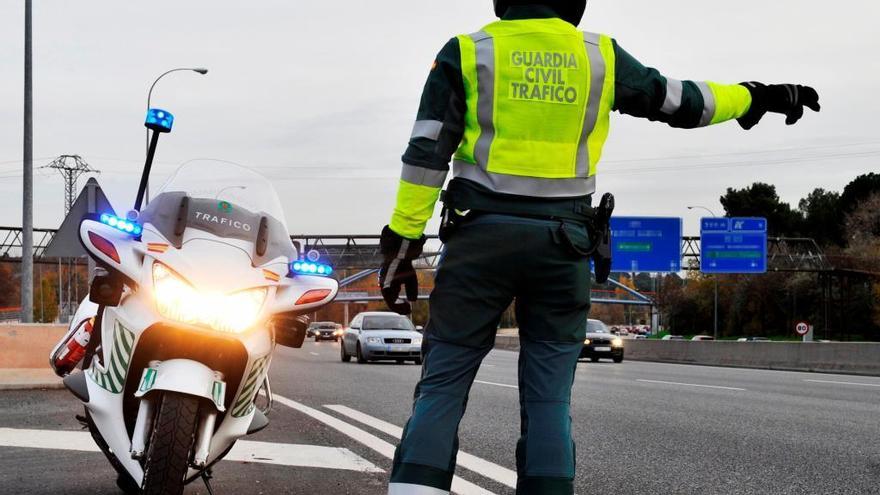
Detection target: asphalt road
<box><xmin>2</xmin><ymin>340</ymin><xmax>879</xmax><ymax>494</ymax></box>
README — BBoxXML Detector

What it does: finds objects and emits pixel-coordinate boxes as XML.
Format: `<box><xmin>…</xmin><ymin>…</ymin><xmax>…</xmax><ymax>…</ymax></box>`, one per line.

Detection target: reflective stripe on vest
<box><xmin>453</xmin><ymin>20</ymin><xmax>615</xmax><ymax>198</ymax></box>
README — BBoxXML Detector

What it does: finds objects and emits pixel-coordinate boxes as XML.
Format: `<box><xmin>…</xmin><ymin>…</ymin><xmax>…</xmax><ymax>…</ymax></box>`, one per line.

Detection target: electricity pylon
<box><xmin>44</xmin><ymin>155</ymin><xmax>100</xmax><ymax>214</ymax></box>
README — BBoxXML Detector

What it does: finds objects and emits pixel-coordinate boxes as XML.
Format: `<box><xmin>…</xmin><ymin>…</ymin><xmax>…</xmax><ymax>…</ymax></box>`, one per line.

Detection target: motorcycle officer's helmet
<box><xmin>493</xmin><ymin>0</ymin><xmax>588</xmax><ymax>26</ymax></box>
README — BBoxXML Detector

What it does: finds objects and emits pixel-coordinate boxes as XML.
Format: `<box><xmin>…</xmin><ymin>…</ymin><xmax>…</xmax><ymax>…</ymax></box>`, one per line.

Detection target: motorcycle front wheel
<box><xmin>141</xmin><ymin>392</ymin><xmax>200</xmax><ymax>495</ymax></box>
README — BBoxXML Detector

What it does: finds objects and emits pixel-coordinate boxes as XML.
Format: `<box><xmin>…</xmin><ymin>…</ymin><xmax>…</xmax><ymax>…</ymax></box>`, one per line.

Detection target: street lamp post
<box><xmin>21</xmin><ymin>0</ymin><xmax>34</xmax><ymax>323</ymax></box>
<box><xmin>688</xmin><ymin>205</ymin><xmax>720</xmax><ymax>340</ymax></box>
<box><xmin>144</xmin><ymin>67</ymin><xmax>208</xmax><ymax>205</ymax></box>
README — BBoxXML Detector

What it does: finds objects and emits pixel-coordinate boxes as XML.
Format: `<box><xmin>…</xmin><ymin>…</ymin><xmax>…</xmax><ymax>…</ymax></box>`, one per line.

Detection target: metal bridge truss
<box><xmin>331</xmin><ymin>267</ymin><xmax>654</xmax><ymax>306</ymax></box>
<box><xmin>0</xmin><ymin>227</ymin><xmax>57</xmax><ymax>260</ymax></box>
<box><xmin>292</xmin><ymin>235</ymin><xmax>653</xmax><ymax>306</ymax></box>
<box><xmin>681</xmin><ymin>236</ymin><xmax>833</xmax><ymax>273</ymax></box>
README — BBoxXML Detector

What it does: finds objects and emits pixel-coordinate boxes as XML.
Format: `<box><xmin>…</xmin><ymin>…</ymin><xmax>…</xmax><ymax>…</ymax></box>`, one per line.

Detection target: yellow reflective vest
<box><xmin>454</xmin><ymin>18</ymin><xmax>614</xmax><ymax>198</ymax></box>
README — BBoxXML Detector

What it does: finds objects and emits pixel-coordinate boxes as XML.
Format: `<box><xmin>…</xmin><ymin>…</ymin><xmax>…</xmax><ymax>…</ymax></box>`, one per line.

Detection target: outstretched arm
<box><xmin>612</xmin><ymin>40</ymin><xmax>819</xmax><ymax>129</ymax></box>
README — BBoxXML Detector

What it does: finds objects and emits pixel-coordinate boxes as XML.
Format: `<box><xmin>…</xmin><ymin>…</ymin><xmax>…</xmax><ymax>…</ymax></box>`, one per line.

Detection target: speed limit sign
<box><xmin>795</xmin><ymin>321</ymin><xmax>810</xmax><ymax>336</ymax></box>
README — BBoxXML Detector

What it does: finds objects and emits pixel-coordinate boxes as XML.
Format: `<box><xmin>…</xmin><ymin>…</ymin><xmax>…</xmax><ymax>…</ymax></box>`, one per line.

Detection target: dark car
<box><xmin>580</xmin><ymin>319</ymin><xmax>624</xmax><ymax>363</ymax></box>
<box><xmin>309</xmin><ymin>322</ymin><xmax>342</xmax><ymax>342</ymax></box>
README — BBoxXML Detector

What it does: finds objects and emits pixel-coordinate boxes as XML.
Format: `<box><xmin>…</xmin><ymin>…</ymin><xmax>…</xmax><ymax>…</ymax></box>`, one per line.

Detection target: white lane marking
<box><xmin>228</xmin><ymin>440</ymin><xmax>382</xmax><ymax>472</ymax></box>
<box><xmin>474</xmin><ymin>380</ymin><xmax>517</xmax><ymax>390</ymax></box>
<box><xmin>0</xmin><ymin>428</ymin><xmax>99</xmax><ymax>452</ymax></box>
<box><xmin>273</xmin><ymin>394</ymin><xmax>495</xmax><ymax>495</ymax></box>
<box><xmin>310</xmin><ymin>352</ymin><xmax>321</xmax><ymax>356</ymax></box>
<box><xmin>0</xmin><ymin>427</ymin><xmax>381</xmax><ymax>472</ymax></box>
<box><xmin>804</xmin><ymin>379</ymin><xmax>880</xmax><ymax>388</ymax></box>
<box><xmin>326</xmin><ymin>405</ymin><xmax>517</xmax><ymax>489</ymax></box>
<box><xmin>636</xmin><ymin>379</ymin><xmax>746</xmax><ymax>391</ymax></box>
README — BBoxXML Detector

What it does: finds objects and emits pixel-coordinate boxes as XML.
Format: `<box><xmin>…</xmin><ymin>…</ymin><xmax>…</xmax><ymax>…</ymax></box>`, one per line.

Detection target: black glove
<box><xmin>378</xmin><ymin>225</ymin><xmax>426</xmax><ymax>315</ymax></box>
<box><xmin>737</xmin><ymin>82</ymin><xmax>820</xmax><ymax>130</ymax></box>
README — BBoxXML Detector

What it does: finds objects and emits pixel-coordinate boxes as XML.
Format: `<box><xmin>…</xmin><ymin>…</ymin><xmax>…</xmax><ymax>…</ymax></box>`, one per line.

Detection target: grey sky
<box><xmin>1</xmin><ymin>0</ymin><xmax>878</xmax><ymax>236</ymax></box>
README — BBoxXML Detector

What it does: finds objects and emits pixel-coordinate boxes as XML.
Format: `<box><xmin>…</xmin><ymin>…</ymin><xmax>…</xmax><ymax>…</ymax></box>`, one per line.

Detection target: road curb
<box><xmin>0</xmin><ymin>369</ymin><xmax>65</xmax><ymax>391</ymax></box>
<box><xmin>0</xmin><ymin>382</ymin><xmax>65</xmax><ymax>391</ymax></box>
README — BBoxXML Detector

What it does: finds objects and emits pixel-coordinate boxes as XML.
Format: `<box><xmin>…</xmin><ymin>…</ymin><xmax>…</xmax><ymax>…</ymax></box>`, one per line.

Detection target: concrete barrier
<box><xmin>623</xmin><ymin>340</ymin><xmax>880</xmax><ymax>376</ymax></box>
<box><xmin>0</xmin><ymin>324</ymin><xmax>68</xmax><ymax>368</ymax></box>
<box><xmin>492</xmin><ymin>334</ymin><xmax>880</xmax><ymax>376</ymax></box>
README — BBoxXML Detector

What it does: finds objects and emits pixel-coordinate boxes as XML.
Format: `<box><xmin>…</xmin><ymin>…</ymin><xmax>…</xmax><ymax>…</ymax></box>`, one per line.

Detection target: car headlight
<box><xmin>334</xmin><ymin>329</ymin><xmax>343</xmax><ymax>335</ymax></box>
<box><xmin>412</xmin><ymin>338</ymin><xmax>422</xmax><ymax>345</ymax></box>
<box><xmin>366</xmin><ymin>337</ymin><xmax>382</xmax><ymax>344</ymax></box>
<box><xmin>612</xmin><ymin>338</ymin><xmax>624</xmax><ymax>347</ymax></box>
<box><xmin>152</xmin><ymin>262</ymin><xmax>267</xmax><ymax>334</ymax></box>
<box><xmin>584</xmin><ymin>338</ymin><xmax>591</xmax><ymax>345</ymax></box>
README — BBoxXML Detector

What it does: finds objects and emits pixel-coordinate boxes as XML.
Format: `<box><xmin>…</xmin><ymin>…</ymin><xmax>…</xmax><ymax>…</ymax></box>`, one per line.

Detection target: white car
<box><xmin>340</xmin><ymin>312</ymin><xmax>423</xmax><ymax>365</ymax></box>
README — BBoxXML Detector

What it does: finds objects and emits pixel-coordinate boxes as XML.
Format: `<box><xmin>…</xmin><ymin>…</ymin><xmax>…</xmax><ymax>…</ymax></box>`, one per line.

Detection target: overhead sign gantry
<box><xmin>609</xmin><ymin>217</ymin><xmax>683</xmax><ymax>273</ymax></box>
<box><xmin>700</xmin><ymin>217</ymin><xmax>768</xmax><ymax>274</ymax></box>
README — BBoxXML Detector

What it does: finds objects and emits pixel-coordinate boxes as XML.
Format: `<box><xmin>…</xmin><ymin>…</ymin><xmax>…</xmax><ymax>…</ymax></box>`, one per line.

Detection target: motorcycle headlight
<box><xmin>152</xmin><ymin>262</ymin><xmax>267</xmax><ymax>334</ymax></box>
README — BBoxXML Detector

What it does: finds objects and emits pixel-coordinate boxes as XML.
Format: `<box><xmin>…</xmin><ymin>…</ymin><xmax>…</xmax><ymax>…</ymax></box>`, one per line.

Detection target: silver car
<box><xmin>340</xmin><ymin>311</ymin><xmax>423</xmax><ymax>365</ymax></box>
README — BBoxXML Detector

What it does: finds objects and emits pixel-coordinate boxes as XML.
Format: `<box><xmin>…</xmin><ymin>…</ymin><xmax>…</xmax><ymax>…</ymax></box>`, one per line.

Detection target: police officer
<box><xmin>378</xmin><ymin>1</ymin><xmax>819</xmax><ymax>493</ymax></box>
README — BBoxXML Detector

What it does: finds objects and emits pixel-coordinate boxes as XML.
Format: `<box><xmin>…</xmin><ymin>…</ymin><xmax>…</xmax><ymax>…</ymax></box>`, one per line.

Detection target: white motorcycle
<box><xmin>50</xmin><ymin>109</ymin><xmax>338</xmax><ymax>494</ymax></box>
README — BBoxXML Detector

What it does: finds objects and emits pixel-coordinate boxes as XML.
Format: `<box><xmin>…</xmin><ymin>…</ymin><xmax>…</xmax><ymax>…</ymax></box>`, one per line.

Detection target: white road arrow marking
<box><xmin>273</xmin><ymin>394</ymin><xmax>496</xmax><ymax>495</ymax></box>
<box><xmin>325</xmin><ymin>404</ymin><xmax>517</xmax><ymax>489</ymax></box>
<box><xmin>0</xmin><ymin>427</ymin><xmax>382</xmax><ymax>473</ymax></box>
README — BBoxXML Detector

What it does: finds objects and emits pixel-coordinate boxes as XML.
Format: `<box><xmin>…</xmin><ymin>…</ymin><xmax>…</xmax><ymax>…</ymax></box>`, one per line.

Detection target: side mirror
<box><xmin>416</xmin><ymin>325</ymin><xmax>424</xmax><ymax>332</ymax></box>
<box><xmin>89</xmin><ymin>267</ymin><xmax>123</xmax><ymax>306</ymax></box>
<box><xmin>274</xmin><ymin>314</ymin><xmax>308</xmax><ymax>348</ymax></box>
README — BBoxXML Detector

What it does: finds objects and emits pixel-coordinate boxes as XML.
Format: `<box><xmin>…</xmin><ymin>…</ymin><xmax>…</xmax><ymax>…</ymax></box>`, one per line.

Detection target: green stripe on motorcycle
<box><xmin>110</xmin><ymin>354</ymin><xmax>126</xmax><ymax>388</ymax></box>
<box><xmin>118</xmin><ymin>323</ymin><xmax>133</xmax><ymax>354</ymax></box>
<box><xmin>87</xmin><ymin>321</ymin><xmax>134</xmax><ymax>394</ymax></box>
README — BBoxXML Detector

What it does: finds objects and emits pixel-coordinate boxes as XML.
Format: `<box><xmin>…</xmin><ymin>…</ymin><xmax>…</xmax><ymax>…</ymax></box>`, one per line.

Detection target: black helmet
<box><xmin>493</xmin><ymin>0</ymin><xmax>587</xmax><ymax>26</ymax></box>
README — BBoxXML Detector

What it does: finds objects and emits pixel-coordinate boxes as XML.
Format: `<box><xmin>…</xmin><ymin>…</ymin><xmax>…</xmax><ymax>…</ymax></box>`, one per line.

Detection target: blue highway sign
<box><xmin>610</xmin><ymin>217</ymin><xmax>683</xmax><ymax>273</ymax></box>
<box><xmin>700</xmin><ymin>217</ymin><xmax>768</xmax><ymax>274</ymax></box>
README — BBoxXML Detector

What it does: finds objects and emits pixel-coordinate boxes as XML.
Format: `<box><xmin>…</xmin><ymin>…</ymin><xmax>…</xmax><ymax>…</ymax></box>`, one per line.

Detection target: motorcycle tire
<box><xmin>141</xmin><ymin>392</ymin><xmax>200</xmax><ymax>495</ymax></box>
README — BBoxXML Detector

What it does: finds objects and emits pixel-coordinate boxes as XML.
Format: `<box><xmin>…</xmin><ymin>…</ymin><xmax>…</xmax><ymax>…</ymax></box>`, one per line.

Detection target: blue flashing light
<box><xmin>99</xmin><ymin>213</ymin><xmax>143</xmax><ymax>237</ymax></box>
<box><xmin>289</xmin><ymin>261</ymin><xmax>333</xmax><ymax>277</ymax></box>
<box><xmin>145</xmin><ymin>108</ymin><xmax>174</xmax><ymax>133</ymax></box>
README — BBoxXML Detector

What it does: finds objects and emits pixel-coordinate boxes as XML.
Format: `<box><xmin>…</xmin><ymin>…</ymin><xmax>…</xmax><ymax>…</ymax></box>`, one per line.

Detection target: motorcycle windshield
<box><xmin>141</xmin><ymin>160</ymin><xmax>297</xmax><ymax>265</ymax></box>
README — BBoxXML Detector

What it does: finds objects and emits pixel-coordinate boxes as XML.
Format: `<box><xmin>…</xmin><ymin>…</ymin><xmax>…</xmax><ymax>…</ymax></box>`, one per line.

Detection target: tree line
<box><xmin>649</xmin><ymin>172</ymin><xmax>880</xmax><ymax>340</ymax></box>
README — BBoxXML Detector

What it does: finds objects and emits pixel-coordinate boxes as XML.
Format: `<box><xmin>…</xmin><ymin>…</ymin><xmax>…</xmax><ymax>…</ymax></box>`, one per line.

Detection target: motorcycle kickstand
<box><xmin>201</xmin><ymin>469</ymin><xmax>216</xmax><ymax>495</ymax></box>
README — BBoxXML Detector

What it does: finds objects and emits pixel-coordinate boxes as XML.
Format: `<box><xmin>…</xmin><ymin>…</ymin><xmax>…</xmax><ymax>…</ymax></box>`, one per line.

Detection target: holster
<box><xmin>590</xmin><ymin>193</ymin><xmax>615</xmax><ymax>283</ymax></box>
<box><xmin>590</xmin><ymin>222</ymin><xmax>612</xmax><ymax>283</ymax></box>
<box><xmin>438</xmin><ymin>204</ymin><xmax>465</xmax><ymax>243</ymax></box>
<box><xmin>556</xmin><ymin>192</ymin><xmax>615</xmax><ymax>283</ymax></box>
